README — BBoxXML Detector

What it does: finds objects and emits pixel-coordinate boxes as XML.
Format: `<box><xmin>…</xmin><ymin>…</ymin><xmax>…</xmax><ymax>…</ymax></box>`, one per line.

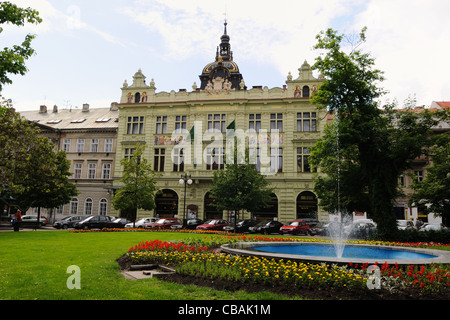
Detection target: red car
<box><xmin>144</xmin><ymin>218</ymin><xmax>181</xmax><ymax>229</ymax></box>
<box><xmin>196</xmin><ymin>219</ymin><xmax>229</xmax><ymax>231</ymax></box>
<box><xmin>280</xmin><ymin>220</ymin><xmax>311</xmax><ymax>235</ymax></box>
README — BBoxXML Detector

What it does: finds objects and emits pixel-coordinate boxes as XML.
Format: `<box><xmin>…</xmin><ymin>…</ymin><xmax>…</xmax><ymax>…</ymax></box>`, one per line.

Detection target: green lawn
<box><xmin>0</xmin><ymin>230</ymin><xmax>300</xmax><ymax>300</ymax></box>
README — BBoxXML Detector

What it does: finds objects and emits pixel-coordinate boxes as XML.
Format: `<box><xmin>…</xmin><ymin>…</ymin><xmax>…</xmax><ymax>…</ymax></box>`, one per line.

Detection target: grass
<box><xmin>0</xmin><ymin>230</ymin><xmax>304</xmax><ymax>300</ymax></box>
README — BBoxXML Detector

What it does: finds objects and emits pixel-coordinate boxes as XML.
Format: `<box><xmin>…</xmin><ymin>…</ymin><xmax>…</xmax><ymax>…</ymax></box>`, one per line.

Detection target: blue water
<box><xmin>253</xmin><ymin>244</ymin><xmax>437</xmax><ymax>260</ymax></box>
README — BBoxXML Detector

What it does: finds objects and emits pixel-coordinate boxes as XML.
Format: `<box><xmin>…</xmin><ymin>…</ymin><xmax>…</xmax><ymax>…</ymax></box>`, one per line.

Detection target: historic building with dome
<box><xmin>113</xmin><ymin>22</ymin><xmax>328</xmax><ymax>223</ymax></box>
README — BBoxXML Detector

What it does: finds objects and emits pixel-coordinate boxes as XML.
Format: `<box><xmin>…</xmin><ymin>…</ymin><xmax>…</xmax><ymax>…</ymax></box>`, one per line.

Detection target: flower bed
<box><xmin>126</xmin><ymin>236</ymin><xmax>450</xmax><ymax>297</ymax></box>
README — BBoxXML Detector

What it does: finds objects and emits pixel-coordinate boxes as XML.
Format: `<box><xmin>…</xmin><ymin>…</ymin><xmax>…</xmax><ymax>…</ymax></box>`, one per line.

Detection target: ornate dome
<box><xmin>199</xmin><ymin>21</ymin><xmax>244</xmax><ymax>91</ymax></box>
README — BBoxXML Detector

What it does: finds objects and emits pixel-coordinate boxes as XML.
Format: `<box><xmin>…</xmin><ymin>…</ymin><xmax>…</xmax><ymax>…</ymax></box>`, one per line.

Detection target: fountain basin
<box><xmin>221</xmin><ymin>242</ymin><xmax>450</xmax><ymax>265</ymax></box>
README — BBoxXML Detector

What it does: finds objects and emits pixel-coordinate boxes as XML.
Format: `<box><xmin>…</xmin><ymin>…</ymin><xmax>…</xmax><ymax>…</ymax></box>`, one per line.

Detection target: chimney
<box><xmin>53</xmin><ymin>105</ymin><xmax>58</xmax><ymax>113</ymax></box>
<box><xmin>39</xmin><ymin>105</ymin><xmax>47</xmax><ymax>113</ymax></box>
<box><xmin>110</xmin><ymin>102</ymin><xmax>118</xmax><ymax>111</ymax></box>
<box><xmin>82</xmin><ymin>103</ymin><xmax>89</xmax><ymax>112</ymax></box>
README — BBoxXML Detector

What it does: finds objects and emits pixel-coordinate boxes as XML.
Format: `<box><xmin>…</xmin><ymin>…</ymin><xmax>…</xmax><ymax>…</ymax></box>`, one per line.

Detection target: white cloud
<box><xmin>353</xmin><ymin>0</ymin><xmax>450</xmax><ymax>105</ymax></box>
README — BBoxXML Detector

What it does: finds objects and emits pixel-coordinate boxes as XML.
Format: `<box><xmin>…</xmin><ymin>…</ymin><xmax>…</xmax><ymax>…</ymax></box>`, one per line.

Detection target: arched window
<box><xmin>154</xmin><ymin>189</ymin><xmax>178</xmax><ymax>218</ymax></box>
<box><xmin>296</xmin><ymin>191</ymin><xmax>317</xmax><ymax>219</ymax></box>
<box><xmin>70</xmin><ymin>198</ymin><xmax>78</xmax><ymax>215</ymax></box>
<box><xmin>99</xmin><ymin>198</ymin><xmax>108</xmax><ymax>216</ymax></box>
<box><xmin>302</xmin><ymin>86</ymin><xmax>310</xmax><ymax>98</ymax></box>
<box><xmin>134</xmin><ymin>92</ymin><xmax>141</xmax><ymax>103</ymax></box>
<box><xmin>84</xmin><ymin>198</ymin><xmax>93</xmax><ymax>215</ymax></box>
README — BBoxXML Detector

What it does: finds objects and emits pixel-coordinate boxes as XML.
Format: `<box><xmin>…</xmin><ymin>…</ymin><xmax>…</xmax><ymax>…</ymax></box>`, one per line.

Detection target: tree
<box><xmin>309</xmin><ymin>28</ymin><xmax>438</xmax><ymax>239</ymax></box>
<box><xmin>0</xmin><ymin>1</ymin><xmax>42</xmax><ymax>91</ymax></box>
<box><xmin>409</xmin><ymin>127</ymin><xmax>450</xmax><ymax>224</ymax></box>
<box><xmin>210</xmin><ymin>149</ymin><xmax>273</xmax><ymax>225</ymax></box>
<box><xmin>112</xmin><ymin>144</ymin><xmax>159</xmax><ymax>224</ymax></box>
<box><xmin>14</xmin><ymin>139</ymin><xmax>79</xmax><ymax>224</ymax></box>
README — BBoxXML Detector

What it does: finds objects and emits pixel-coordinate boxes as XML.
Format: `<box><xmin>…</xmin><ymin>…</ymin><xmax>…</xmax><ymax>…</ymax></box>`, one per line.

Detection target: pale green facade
<box><xmin>112</xmin><ymin>24</ymin><xmax>327</xmax><ymax>223</ymax></box>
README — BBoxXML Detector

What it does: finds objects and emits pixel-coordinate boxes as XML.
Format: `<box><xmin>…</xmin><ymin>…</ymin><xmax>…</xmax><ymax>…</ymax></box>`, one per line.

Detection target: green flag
<box><xmin>226</xmin><ymin>120</ymin><xmax>235</xmax><ymax>137</ymax></box>
<box><xmin>189</xmin><ymin>125</ymin><xmax>195</xmax><ymax>142</ymax></box>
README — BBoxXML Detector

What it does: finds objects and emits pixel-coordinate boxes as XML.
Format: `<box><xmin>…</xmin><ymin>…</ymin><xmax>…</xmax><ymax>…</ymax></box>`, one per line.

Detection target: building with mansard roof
<box><xmin>19</xmin><ymin>103</ymin><xmax>119</xmax><ymax>222</ymax></box>
<box><xmin>113</xmin><ymin>22</ymin><xmax>327</xmax><ymax>223</ymax></box>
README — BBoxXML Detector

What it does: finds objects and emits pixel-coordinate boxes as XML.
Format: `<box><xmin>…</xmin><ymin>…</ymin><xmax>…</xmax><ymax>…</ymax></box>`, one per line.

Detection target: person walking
<box><xmin>12</xmin><ymin>210</ymin><xmax>22</xmax><ymax>232</ymax></box>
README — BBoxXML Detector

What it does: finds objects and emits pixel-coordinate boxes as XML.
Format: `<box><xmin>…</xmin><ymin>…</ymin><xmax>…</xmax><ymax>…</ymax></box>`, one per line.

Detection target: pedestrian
<box><xmin>12</xmin><ymin>209</ymin><xmax>22</xmax><ymax>232</ymax></box>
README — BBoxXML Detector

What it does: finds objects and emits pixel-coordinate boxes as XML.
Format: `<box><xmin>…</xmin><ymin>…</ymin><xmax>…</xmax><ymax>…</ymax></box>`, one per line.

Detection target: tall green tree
<box><xmin>309</xmin><ymin>28</ymin><xmax>438</xmax><ymax>239</ymax></box>
<box><xmin>409</xmin><ymin>127</ymin><xmax>450</xmax><ymax>223</ymax></box>
<box><xmin>0</xmin><ymin>1</ymin><xmax>42</xmax><ymax>91</ymax></box>
<box><xmin>112</xmin><ymin>144</ymin><xmax>159</xmax><ymax>223</ymax></box>
<box><xmin>210</xmin><ymin>149</ymin><xmax>273</xmax><ymax>224</ymax></box>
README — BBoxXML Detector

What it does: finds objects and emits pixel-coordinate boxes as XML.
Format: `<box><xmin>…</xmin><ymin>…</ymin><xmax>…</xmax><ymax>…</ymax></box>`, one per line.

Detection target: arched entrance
<box><xmin>204</xmin><ymin>192</ymin><xmax>222</xmax><ymax>220</ymax></box>
<box><xmin>253</xmin><ymin>193</ymin><xmax>278</xmax><ymax>222</ymax></box>
<box><xmin>296</xmin><ymin>191</ymin><xmax>318</xmax><ymax>219</ymax></box>
<box><xmin>154</xmin><ymin>189</ymin><xmax>178</xmax><ymax>218</ymax></box>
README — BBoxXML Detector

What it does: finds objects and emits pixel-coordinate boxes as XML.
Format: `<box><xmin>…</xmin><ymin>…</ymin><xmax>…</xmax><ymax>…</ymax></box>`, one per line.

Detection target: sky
<box><xmin>2</xmin><ymin>0</ymin><xmax>450</xmax><ymax>112</ymax></box>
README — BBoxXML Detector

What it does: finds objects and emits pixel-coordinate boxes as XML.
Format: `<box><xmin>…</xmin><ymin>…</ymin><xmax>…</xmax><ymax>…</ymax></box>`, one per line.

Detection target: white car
<box><xmin>419</xmin><ymin>223</ymin><xmax>446</xmax><ymax>231</ymax></box>
<box><xmin>124</xmin><ymin>217</ymin><xmax>158</xmax><ymax>228</ymax></box>
<box><xmin>397</xmin><ymin>220</ymin><xmax>414</xmax><ymax>230</ymax></box>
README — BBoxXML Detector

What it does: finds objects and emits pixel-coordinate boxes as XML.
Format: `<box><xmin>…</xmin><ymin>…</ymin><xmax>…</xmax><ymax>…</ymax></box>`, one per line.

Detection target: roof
<box><xmin>433</xmin><ymin>101</ymin><xmax>450</xmax><ymax>110</ymax></box>
<box><xmin>19</xmin><ymin>106</ymin><xmax>119</xmax><ymax>131</ymax></box>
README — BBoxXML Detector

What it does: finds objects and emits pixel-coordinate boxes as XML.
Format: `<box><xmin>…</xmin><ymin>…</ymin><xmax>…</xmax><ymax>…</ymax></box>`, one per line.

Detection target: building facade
<box><xmin>112</xmin><ymin>23</ymin><xmax>328</xmax><ymax>223</ymax></box>
<box><xmin>20</xmin><ymin>103</ymin><xmax>119</xmax><ymax>222</ymax></box>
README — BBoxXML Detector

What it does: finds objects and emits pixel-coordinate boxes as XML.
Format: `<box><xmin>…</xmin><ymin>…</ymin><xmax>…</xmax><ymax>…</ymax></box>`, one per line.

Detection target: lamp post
<box><xmin>179</xmin><ymin>173</ymin><xmax>192</xmax><ymax>227</ymax></box>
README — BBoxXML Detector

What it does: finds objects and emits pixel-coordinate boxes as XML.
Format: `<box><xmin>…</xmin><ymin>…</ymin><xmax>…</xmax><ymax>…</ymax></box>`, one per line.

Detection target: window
<box><xmin>249</xmin><ymin>148</ymin><xmax>261</xmax><ymax>172</ymax></box>
<box><xmin>88</xmin><ymin>163</ymin><xmax>96</xmax><ymax>179</ymax></box>
<box><xmin>127</xmin><ymin>116</ymin><xmax>144</xmax><ymax>134</ymax></box>
<box><xmin>270</xmin><ymin>113</ymin><xmax>283</xmax><ymax>132</ymax></box>
<box><xmin>206</xmin><ymin>147</ymin><xmax>224</xmax><ymax>170</ymax></box>
<box><xmin>99</xmin><ymin>199</ymin><xmax>107</xmax><ymax>216</ymax></box>
<box><xmin>63</xmin><ymin>139</ymin><xmax>71</xmax><ymax>152</ymax></box>
<box><xmin>84</xmin><ymin>198</ymin><xmax>93</xmax><ymax>215</ymax></box>
<box><xmin>249</xmin><ymin>114</ymin><xmax>261</xmax><ymax>132</ymax></box>
<box><xmin>102</xmin><ymin>163</ymin><xmax>111</xmax><ymax>179</ymax></box>
<box><xmin>297</xmin><ymin>147</ymin><xmax>312</xmax><ymax>172</ymax></box>
<box><xmin>415</xmin><ymin>170</ymin><xmax>424</xmax><ymax>182</ymax></box>
<box><xmin>104</xmin><ymin>138</ymin><xmax>113</xmax><ymax>153</ymax></box>
<box><xmin>297</xmin><ymin>112</ymin><xmax>317</xmax><ymax>132</ymax></box>
<box><xmin>74</xmin><ymin>163</ymin><xmax>82</xmax><ymax>179</ymax></box>
<box><xmin>90</xmin><ymin>138</ymin><xmax>99</xmax><ymax>152</ymax></box>
<box><xmin>302</xmin><ymin>86</ymin><xmax>310</xmax><ymax>98</ymax></box>
<box><xmin>156</xmin><ymin>116</ymin><xmax>167</xmax><ymax>134</ymax></box>
<box><xmin>55</xmin><ymin>205</ymin><xmax>64</xmax><ymax>215</ymax></box>
<box><xmin>270</xmin><ymin>148</ymin><xmax>283</xmax><ymax>173</ymax></box>
<box><xmin>76</xmin><ymin>139</ymin><xmax>85</xmax><ymax>153</ymax></box>
<box><xmin>173</xmin><ymin>148</ymin><xmax>184</xmax><ymax>172</ymax></box>
<box><xmin>124</xmin><ymin>148</ymin><xmax>136</xmax><ymax>160</ymax></box>
<box><xmin>70</xmin><ymin>198</ymin><xmax>78</xmax><ymax>215</ymax></box>
<box><xmin>208</xmin><ymin>114</ymin><xmax>226</xmax><ymax>132</ymax></box>
<box><xmin>154</xmin><ymin>148</ymin><xmax>165</xmax><ymax>172</ymax></box>
<box><xmin>175</xmin><ymin>115</ymin><xmax>187</xmax><ymax>133</ymax></box>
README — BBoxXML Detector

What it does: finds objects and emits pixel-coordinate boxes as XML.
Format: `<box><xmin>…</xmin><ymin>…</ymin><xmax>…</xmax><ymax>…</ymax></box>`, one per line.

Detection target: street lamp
<box><xmin>179</xmin><ymin>173</ymin><xmax>192</xmax><ymax>227</ymax></box>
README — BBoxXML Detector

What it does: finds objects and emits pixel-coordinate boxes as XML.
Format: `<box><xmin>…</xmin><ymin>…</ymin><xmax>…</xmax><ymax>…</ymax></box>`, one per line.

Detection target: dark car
<box><xmin>105</xmin><ymin>217</ymin><xmax>131</xmax><ymax>228</ymax></box>
<box><xmin>73</xmin><ymin>215</ymin><xmax>113</xmax><ymax>230</ymax></box>
<box><xmin>171</xmin><ymin>218</ymin><xmax>204</xmax><ymax>230</ymax></box>
<box><xmin>223</xmin><ymin>219</ymin><xmax>257</xmax><ymax>233</ymax></box>
<box><xmin>248</xmin><ymin>220</ymin><xmax>284</xmax><ymax>235</ymax></box>
<box><xmin>280</xmin><ymin>220</ymin><xmax>311</xmax><ymax>235</ymax></box>
<box><xmin>196</xmin><ymin>219</ymin><xmax>229</xmax><ymax>231</ymax></box>
<box><xmin>53</xmin><ymin>216</ymin><xmax>85</xmax><ymax>229</ymax></box>
<box><xmin>145</xmin><ymin>218</ymin><xmax>181</xmax><ymax>229</ymax></box>
<box><xmin>309</xmin><ymin>222</ymin><xmax>326</xmax><ymax>236</ymax></box>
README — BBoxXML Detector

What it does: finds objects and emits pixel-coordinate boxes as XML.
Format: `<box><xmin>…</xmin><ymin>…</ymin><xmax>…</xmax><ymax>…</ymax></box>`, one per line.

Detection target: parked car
<box><xmin>397</xmin><ymin>220</ymin><xmax>414</xmax><ymax>230</ymax></box>
<box><xmin>419</xmin><ymin>223</ymin><xmax>447</xmax><ymax>232</ymax></box>
<box><xmin>248</xmin><ymin>220</ymin><xmax>284</xmax><ymax>235</ymax></box>
<box><xmin>105</xmin><ymin>218</ymin><xmax>131</xmax><ymax>228</ymax></box>
<box><xmin>224</xmin><ymin>219</ymin><xmax>258</xmax><ymax>233</ymax></box>
<box><xmin>309</xmin><ymin>222</ymin><xmax>327</xmax><ymax>236</ymax></box>
<box><xmin>196</xmin><ymin>219</ymin><xmax>229</xmax><ymax>231</ymax></box>
<box><xmin>280</xmin><ymin>220</ymin><xmax>311</xmax><ymax>235</ymax></box>
<box><xmin>171</xmin><ymin>218</ymin><xmax>204</xmax><ymax>230</ymax></box>
<box><xmin>53</xmin><ymin>216</ymin><xmax>85</xmax><ymax>229</ymax></box>
<box><xmin>144</xmin><ymin>218</ymin><xmax>181</xmax><ymax>229</ymax></box>
<box><xmin>73</xmin><ymin>215</ymin><xmax>114</xmax><ymax>230</ymax></box>
<box><xmin>348</xmin><ymin>221</ymin><xmax>377</xmax><ymax>239</ymax></box>
<box><xmin>18</xmin><ymin>215</ymin><xmax>48</xmax><ymax>227</ymax></box>
<box><xmin>125</xmin><ymin>217</ymin><xmax>159</xmax><ymax>228</ymax></box>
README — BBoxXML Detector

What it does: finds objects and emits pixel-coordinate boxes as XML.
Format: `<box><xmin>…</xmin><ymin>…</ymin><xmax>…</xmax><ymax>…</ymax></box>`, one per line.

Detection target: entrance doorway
<box><xmin>296</xmin><ymin>191</ymin><xmax>318</xmax><ymax>219</ymax></box>
<box><xmin>155</xmin><ymin>189</ymin><xmax>178</xmax><ymax>218</ymax></box>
